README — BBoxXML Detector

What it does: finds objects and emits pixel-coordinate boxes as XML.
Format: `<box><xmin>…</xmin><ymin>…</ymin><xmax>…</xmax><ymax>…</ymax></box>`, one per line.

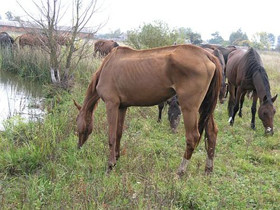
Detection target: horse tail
<box><xmin>198</xmin><ymin>54</ymin><xmax>222</xmax><ymax>139</ymax></box>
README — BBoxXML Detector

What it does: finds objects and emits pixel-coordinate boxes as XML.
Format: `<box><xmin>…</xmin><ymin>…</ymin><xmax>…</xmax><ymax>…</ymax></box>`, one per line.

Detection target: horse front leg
<box><xmin>204</xmin><ymin>115</ymin><xmax>218</xmax><ymax>174</ymax></box>
<box><xmin>229</xmin><ymin>87</ymin><xmax>242</xmax><ymax>126</ymax></box>
<box><xmin>157</xmin><ymin>102</ymin><xmax>164</xmax><ymax>122</ymax></box>
<box><xmin>251</xmin><ymin>91</ymin><xmax>258</xmax><ymax>130</ymax></box>
<box><xmin>115</xmin><ymin>107</ymin><xmax>127</xmax><ymax>160</ymax></box>
<box><xmin>105</xmin><ymin>101</ymin><xmax>119</xmax><ymax>173</ymax></box>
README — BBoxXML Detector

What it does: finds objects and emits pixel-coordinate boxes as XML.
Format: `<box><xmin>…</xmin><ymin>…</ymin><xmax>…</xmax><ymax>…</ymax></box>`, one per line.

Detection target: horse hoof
<box><xmin>238</xmin><ymin>113</ymin><xmax>242</xmax><ymax>118</ymax></box>
<box><xmin>251</xmin><ymin>124</ymin><xmax>256</xmax><ymax>130</ymax></box>
<box><xmin>205</xmin><ymin>168</ymin><xmax>213</xmax><ymax>175</ymax></box>
<box><xmin>228</xmin><ymin>117</ymin><xmax>234</xmax><ymax>126</ymax></box>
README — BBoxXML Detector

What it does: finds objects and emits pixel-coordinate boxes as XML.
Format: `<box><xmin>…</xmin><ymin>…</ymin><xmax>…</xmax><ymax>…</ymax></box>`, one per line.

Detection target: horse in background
<box><xmin>203</xmin><ymin>47</ymin><xmax>227</xmax><ymax>103</ymax></box>
<box><xmin>94</xmin><ymin>39</ymin><xmax>119</xmax><ymax>57</ymax></box>
<box><xmin>15</xmin><ymin>33</ymin><xmax>48</xmax><ymax>48</ymax></box>
<box><xmin>74</xmin><ymin>44</ymin><xmax>222</xmax><ymax>176</ymax></box>
<box><xmin>158</xmin><ymin>95</ymin><xmax>181</xmax><ymax>133</ymax></box>
<box><xmin>0</xmin><ymin>32</ymin><xmax>14</xmax><ymax>48</ymax></box>
<box><xmin>15</xmin><ymin>33</ymin><xmax>71</xmax><ymax>48</ymax></box>
<box><xmin>200</xmin><ymin>44</ymin><xmax>237</xmax><ymax>64</ymax></box>
<box><xmin>226</xmin><ymin>47</ymin><xmax>277</xmax><ymax>135</ymax></box>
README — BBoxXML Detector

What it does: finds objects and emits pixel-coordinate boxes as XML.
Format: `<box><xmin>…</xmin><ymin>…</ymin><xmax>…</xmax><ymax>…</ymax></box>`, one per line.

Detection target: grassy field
<box><xmin>0</xmin><ymin>50</ymin><xmax>279</xmax><ymax>209</ymax></box>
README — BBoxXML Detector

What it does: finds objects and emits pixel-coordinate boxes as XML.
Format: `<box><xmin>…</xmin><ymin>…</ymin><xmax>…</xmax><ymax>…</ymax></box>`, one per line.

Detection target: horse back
<box><xmin>226</xmin><ymin>49</ymin><xmax>247</xmax><ymax>86</ymax></box>
<box><xmin>96</xmin><ymin>45</ymin><xmax>218</xmax><ymax>107</ymax></box>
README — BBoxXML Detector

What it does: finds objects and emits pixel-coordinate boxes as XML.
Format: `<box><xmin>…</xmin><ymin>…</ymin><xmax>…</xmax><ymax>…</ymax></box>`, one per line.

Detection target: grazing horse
<box><xmin>0</xmin><ymin>32</ymin><xmax>14</xmax><ymax>48</ymax></box>
<box><xmin>226</xmin><ymin>47</ymin><xmax>277</xmax><ymax>135</ymax></box>
<box><xmin>94</xmin><ymin>39</ymin><xmax>119</xmax><ymax>56</ymax></box>
<box><xmin>17</xmin><ymin>33</ymin><xmax>48</xmax><ymax>48</ymax></box>
<box><xmin>74</xmin><ymin>44</ymin><xmax>222</xmax><ymax>176</ymax></box>
<box><xmin>157</xmin><ymin>95</ymin><xmax>181</xmax><ymax>133</ymax></box>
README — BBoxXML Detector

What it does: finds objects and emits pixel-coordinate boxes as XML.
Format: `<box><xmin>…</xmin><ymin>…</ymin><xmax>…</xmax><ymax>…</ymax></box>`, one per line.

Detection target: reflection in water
<box><xmin>0</xmin><ymin>71</ymin><xmax>45</xmax><ymax>130</ymax></box>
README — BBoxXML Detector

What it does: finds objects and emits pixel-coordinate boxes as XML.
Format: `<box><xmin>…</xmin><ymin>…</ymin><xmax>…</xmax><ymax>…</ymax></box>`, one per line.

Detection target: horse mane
<box><xmin>244</xmin><ymin>47</ymin><xmax>271</xmax><ymax>99</ymax></box>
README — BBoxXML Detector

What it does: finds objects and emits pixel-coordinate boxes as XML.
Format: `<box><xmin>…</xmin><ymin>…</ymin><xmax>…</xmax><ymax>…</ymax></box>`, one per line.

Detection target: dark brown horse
<box><xmin>74</xmin><ymin>44</ymin><xmax>222</xmax><ymax>176</ymax></box>
<box><xmin>94</xmin><ymin>39</ymin><xmax>119</xmax><ymax>57</ymax></box>
<box><xmin>200</xmin><ymin>44</ymin><xmax>237</xmax><ymax>64</ymax></box>
<box><xmin>204</xmin><ymin>48</ymin><xmax>227</xmax><ymax>103</ymax></box>
<box><xmin>226</xmin><ymin>47</ymin><xmax>277</xmax><ymax>135</ymax></box>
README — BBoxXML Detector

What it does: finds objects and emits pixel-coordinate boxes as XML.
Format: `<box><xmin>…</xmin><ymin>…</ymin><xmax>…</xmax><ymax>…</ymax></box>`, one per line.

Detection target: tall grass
<box><xmin>0</xmin><ymin>51</ymin><xmax>279</xmax><ymax>209</ymax></box>
<box><xmin>0</xmin><ymin>47</ymin><xmax>50</xmax><ymax>83</ymax></box>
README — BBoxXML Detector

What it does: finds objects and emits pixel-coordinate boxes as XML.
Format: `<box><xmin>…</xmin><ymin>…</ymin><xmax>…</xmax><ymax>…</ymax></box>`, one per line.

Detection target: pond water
<box><xmin>0</xmin><ymin>70</ymin><xmax>45</xmax><ymax>130</ymax></box>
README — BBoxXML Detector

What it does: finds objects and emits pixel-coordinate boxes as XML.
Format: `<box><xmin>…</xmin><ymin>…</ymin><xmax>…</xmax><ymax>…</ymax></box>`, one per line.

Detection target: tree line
<box><xmin>101</xmin><ymin>21</ymin><xmax>280</xmax><ymax>51</ymax></box>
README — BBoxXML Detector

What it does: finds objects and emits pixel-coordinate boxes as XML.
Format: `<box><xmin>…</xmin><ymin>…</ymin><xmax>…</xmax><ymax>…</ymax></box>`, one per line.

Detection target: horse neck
<box><xmin>252</xmin><ymin>70</ymin><xmax>271</xmax><ymax>103</ymax></box>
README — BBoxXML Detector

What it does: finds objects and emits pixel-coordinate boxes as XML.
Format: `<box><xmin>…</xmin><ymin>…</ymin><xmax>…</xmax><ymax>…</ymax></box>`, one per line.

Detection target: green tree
<box><xmin>251</xmin><ymin>32</ymin><xmax>275</xmax><ymax>50</ymax></box>
<box><xmin>229</xmin><ymin>29</ymin><xmax>249</xmax><ymax>46</ymax></box>
<box><xmin>268</xmin><ymin>33</ymin><xmax>275</xmax><ymax>48</ymax></box>
<box><xmin>182</xmin><ymin>28</ymin><xmax>202</xmax><ymax>45</ymax></box>
<box><xmin>5</xmin><ymin>11</ymin><xmax>21</xmax><ymax>21</ymax></box>
<box><xmin>5</xmin><ymin>11</ymin><xmax>14</xmax><ymax>20</ymax></box>
<box><xmin>276</xmin><ymin>35</ymin><xmax>280</xmax><ymax>51</ymax></box>
<box><xmin>208</xmin><ymin>31</ymin><xmax>224</xmax><ymax>45</ymax></box>
<box><xmin>126</xmin><ymin>21</ymin><xmax>178</xmax><ymax>49</ymax></box>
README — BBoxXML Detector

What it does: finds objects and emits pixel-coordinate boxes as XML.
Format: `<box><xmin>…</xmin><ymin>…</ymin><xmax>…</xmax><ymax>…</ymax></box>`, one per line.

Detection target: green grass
<box><xmin>0</xmin><ymin>51</ymin><xmax>279</xmax><ymax>209</ymax></box>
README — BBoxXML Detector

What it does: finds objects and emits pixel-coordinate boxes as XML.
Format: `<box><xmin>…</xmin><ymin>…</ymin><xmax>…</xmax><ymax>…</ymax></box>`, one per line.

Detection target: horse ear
<box><xmin>271</xmin><ymin>94</ymin><xmax>278</xmax><ymax>103</ymax></box>
<box><xmin>73</xmin><ymin>99</ymin><xmax>82</xmax><ymax>110</ymax></box>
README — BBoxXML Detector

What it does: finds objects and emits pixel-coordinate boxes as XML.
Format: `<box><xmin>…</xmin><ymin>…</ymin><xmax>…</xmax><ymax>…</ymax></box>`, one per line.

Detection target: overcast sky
<box><xmin>0</xmin><ymin>0</ymin><xmax>279</xmax><ymax>41</ymax></box>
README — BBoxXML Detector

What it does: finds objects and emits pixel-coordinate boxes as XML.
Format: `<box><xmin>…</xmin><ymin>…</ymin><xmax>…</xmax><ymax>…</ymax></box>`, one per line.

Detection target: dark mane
<box><xmin>244</xmin><ymin>48</ymin><xmax>271</xmax><ymax>99</ymax></box>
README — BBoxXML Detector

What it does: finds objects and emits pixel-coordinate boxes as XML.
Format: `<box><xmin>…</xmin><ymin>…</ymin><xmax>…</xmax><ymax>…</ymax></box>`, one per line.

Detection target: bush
<box><xmin>126</xmin><ymin>21</ymin><xmax>178</xmax><ymax>49</ymax></box>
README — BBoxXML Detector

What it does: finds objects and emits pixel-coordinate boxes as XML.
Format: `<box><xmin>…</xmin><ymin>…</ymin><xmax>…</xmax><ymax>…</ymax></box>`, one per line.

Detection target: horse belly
<box><xmin>118</xmin><ymin>81</ymin><xmax>175</xmax><ymax>106</ymax></box>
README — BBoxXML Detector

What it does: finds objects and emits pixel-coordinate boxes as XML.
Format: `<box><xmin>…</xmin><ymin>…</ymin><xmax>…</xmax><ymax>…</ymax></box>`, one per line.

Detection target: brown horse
<box><xmin>74</xmin><ymin>44</ymin><xmax>222</xmax><ymax>176</ymax></box>
<box><xmin>94</xmin><ymin>39</ymin><xmax>119</xmax><ymax>56</ymax></box>
<box><xmin>16</xmin><ymin>33</ymin><xmax>70</xmax><ymax>48</ymax></box>
<box><xmin>157</xmin><ymin>47</ymin><xmax>226</xmax><ymax>133</ymax></box>
<box><xmin>226</xmin><ymin>47</ymin><xmax>277</xmax><ymax>135</ymax></box>
<box><xmin>17</xmin><ymin>33</ymin><xmax>48</xmax><ymax>48</ymax></box>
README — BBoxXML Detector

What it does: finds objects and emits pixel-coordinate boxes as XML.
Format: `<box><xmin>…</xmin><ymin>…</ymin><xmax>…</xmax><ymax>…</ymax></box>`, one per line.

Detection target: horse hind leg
<box><xmin>227</xmin><ymin>84</ymin><xmax>236</xmax><ymax>118</ymax></box>
<box><xmin>204</xmin><ymin>115</ymin><xmax>218</xmax><ymax>174</ymax></box>
<box><xmin>115</xmin><ymin>107</ymin><xmax>127</xmax><ymax>160</ymax></box>
<box><xmin>238</xmin><ymin>91</ymin><xmax>246</xmax><ymax>118</ymax></box>
<box><xmin>229</xmin><ymin>87</ymin><xmax>242</xmax><ymax>126</ymax></box>
<box><xmin>177</xmin><ymin>108</ymin><xmax>200</xmax><ymax>177</ymax></box>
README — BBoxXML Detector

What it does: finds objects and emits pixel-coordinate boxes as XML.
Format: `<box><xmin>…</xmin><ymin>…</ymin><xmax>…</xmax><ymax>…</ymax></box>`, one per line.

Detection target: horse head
<box><xmin>258</xmin><ymin>94</ymin><xmax>277</xmax><ymax>135</ymax></box>
<box><xmin>73</xmin><ymin>99</ymin><xmax>93</xmax><ymax>148</ymax></box>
